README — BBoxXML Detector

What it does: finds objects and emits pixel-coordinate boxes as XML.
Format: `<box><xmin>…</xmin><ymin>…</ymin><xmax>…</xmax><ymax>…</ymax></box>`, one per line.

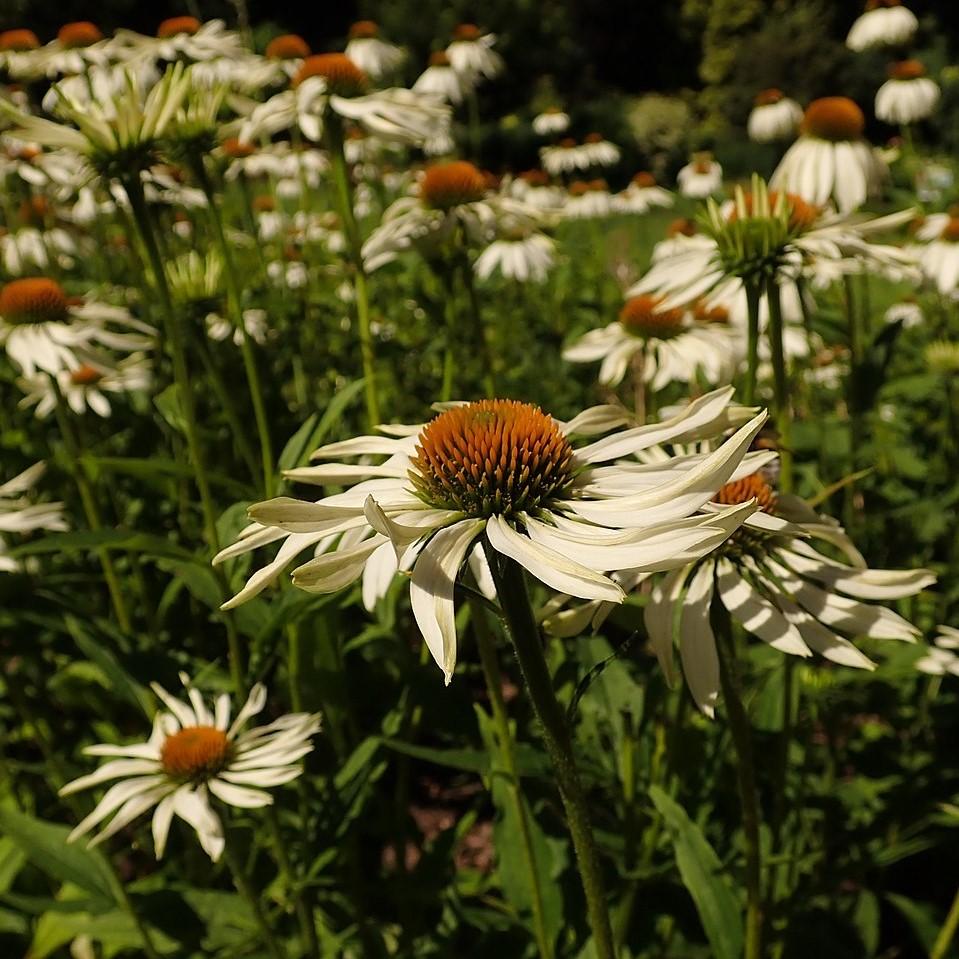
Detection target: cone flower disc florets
<box><xmin>293</xmin><ymin>53</ymin><xmax>368</xmax><ymax>95</ymax></box>
<box><xmin>419</xmin><ymin>161</ymin><xmax>487</xmax><ymax>209</ymax></box>
<box><xmin>0</xmin><ymin>278</ymin><xmax>69</xmax><ymax>326</ymax></box>
<box><xmin>410</xmin><ymin>400</ymin><xmax>575</xmax><ymax>518</ymax></box>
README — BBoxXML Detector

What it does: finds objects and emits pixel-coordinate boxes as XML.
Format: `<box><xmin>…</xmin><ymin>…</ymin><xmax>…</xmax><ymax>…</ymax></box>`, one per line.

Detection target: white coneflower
<box><xmin>915</xmin><ymin>626</ymin><xmax>959</xmax><ymax>676</ymax></box>
<box><xmin>474</xmin><ymin>223</ymin><xmax>556</xmax><ymax>283</ymax></box>
<box><xmin>505</xmin><ymin>170</ymin><xmax>567</xmax><ymax>213</ymax></box>
<box><xmin>562</xmin><ymin>179</ymin><xmax>614</xmax><ymax>219</ymax></box>
<box><xmin>206</xmin><ymin>308</ymin><xmax>271</xmax><ymax>346</ymax></box>
<box><xmin>362</xmin><ymin>160</ymin><xmax>539</xmax><ymax>270</ymax></box>
<box><xmin>0</xmin><ymin>29</ymin><xmax>44</xmax><ymax>80</ymax></box>
<box><xmin>883</xmin><ymin>299</ymin><xmax>923</xmax><ymax>328</ymax></box>
<box><xmin>0</xmin><ymin>462</ymin><xmax>68</xmax><ymax>573</ymax></box>
<box><xmin>747</xmin><ymin>89</ymin><xmax>803</xmax><ymax>143</ymax></box>
<box><xmin>215</xmin><ymin>389</ymin><xmax>768</xmax><ymax>683</ymax></box>
<box><xmin>412</xmin><ymin>51</ymin><xmax>468</xmax><ymax>105</ymax></box>
<box><xmin>0</xmin><ymin>278</ymin><xmax>154</xmax><ymax>376</ymax></box>
<box><xmin>60</xmin><ymin>676</ymin><xmax>320</xmax><ymax>861</ymax></box>
<box><xmin>540</xmin><ymin>137</ymin><xmax>586</xmax><ymax>176</ymax></box>
<box><xmin>846</xmin><ymin>0</ymin><xmax>918</xmax><ymax>51</ymax></box>
<box><xmin>677</xmin><ymin>153</ymin><xmax>722</xmax><ymax>198</ymax></box>
<box><xmin>563</xmin><ymin>294</ymin><xmax>739</xmax><ymax>389</ymax></box>
<box><xmin>612</xmin><ymin>172</ymin><xmax>674</xmax><ymax>214</ymax></box>
<box><xmin>580</xmin><ymin>132</ymin><xmax>621</xmax><ymax>168</ymax></box>
<box><xmin>533</xmin><ymin>107</ymin><xmax>570</xmax><ymax>136</ymax></box>
<box><xmin>771</xmin><ymin>97</ymin><xmax>886</xmax><ymax>212</ymax></box>
<box><xmin>113</xmin><ymin>17</ymin><xmax>246</xmax><ymax>66</ymax></box>
<box><xmin>236</xmin><ymin>54</ymin><xmax>450</xmax><ymax>148</ymax></box>
<box><xmin>345</xmin><ymin>21</ymin><xmax>405</xmax><ymax>80</ymax></box>
<box><xmin>18</xmin><ymin>353</ymin><xmax>152</xmax><ymax>419</ymax></box>
<box><xmin>34</xmin><ymin>21</ymin><xmax>111</xmax><ymax>78</ymax></box>
<box><xmin>912</xmin><ymin>213</ymin><xmax>959</xmax><ymax>293</ymax></box>
<box><xmin>445</xmin><ymin>24</ymin><xmax>503</xmax><ymax>83</ymax></box>
<box><xmin>875</xmin><ymin>60</ymin><xmax>940</xmax><ymax>124</ymax></box>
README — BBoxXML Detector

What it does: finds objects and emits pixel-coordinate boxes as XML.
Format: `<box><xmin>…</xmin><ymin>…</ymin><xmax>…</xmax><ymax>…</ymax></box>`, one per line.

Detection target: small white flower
<box><xmin>412</xmin><ymin>52</ymin><xmax>468</xmax><ymax>105</ymax></box>
<box><xmin>677</xmin><ymin>154</ymin><xmax>722</xmax><ymax>198</ymax></box>
<box><xmin>884</xmin><ymin>300</ymin><xmax>923</xmax><ymax>328</ymax></box>
<box><xmin>60</xmin><ymin>676</ymin><xmax>320</xmax><ymax>861</ymax></box>
<box><xmin>0</xmin><ymin>462</ymin><xmax>68</xmax><ymax>573</ymax></box>
<box><xmin>445</xmin><ymin>25</ymin><xmax>503</xmax><ymax>83</ymax></box>
<box><xmin>875</xmin><ymin>62</ymin><xmax>939</xmax><ymax>124</ymax></box>
<box><xmin>846</xmin><ymin>0</ymin><xmax>918</xmax><ymax>51</ymax></box>
<box><xmin>747</xmin><ymin>90</ymin><xmax>803</xmax><ymax>143</ymax></box>
<box><xmin>911</xmin><ymin>213</ymin><xmax>959</xmax><ymax>293</ymax></box>
<box><xmin>612</xmin><ymin>173</ymin><xmax>674</xmax><ymax>214</ymax></box>
<box><xmin>474</xmin><ymin>231</ymin><xmax>555</xmax><ymax>283</ymax></box>
<box><xmin>915</xmin><ymin>626</ymin><xmax>959</xmax><ymax>676</ymax></box>
<box><xmin>344</xmin><ymin>21</ymin><xmax>405</xmax><ymax>80</ymax></box>
<box><xmin>533</xmin><ymin>108</ymin><xmax>570</xmax><ymax>136</ymax></box>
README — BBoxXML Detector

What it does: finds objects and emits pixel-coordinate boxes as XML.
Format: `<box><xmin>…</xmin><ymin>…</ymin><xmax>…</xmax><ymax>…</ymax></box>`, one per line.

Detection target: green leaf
<box><xmin>650</xmin><ymin>785</ymin><xmax>744</xmax><ymax>959</ymax></box>
<box><xmin>0</xmin><ymin>808</ymin><xmax>122</xmax><ymax>906</ymax></box>
<box><xmin>65</xmin><ymin>615</ymin><xmax>155</xmax><ymax>717</ymax></box>
<box><xmin>81</xmin><ymin>455</ymin><xmax>249</xmax><ymax>498</ymax></box>
<box><xmin>885</xmin><ymin>893</ymin><xmax>940</xmax><ymax>953</ymax></box>
<box><xmin>10</xmin><ymin>529</ymin><xmax>193</xmax><ymax>561</ymax></box>
<box><xmin>279</xmin><ymin>379</ymin><xmax>366</xmax><ymax>474</ymax></box>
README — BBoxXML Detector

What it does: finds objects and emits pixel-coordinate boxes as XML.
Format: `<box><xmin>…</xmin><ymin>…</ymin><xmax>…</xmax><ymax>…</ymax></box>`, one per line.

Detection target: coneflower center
<box><xmin>157</xmin><ymin>16</ymin><xmax>201</xmax><ymax>38</ymax></box>
<box><xmin>0</xmin><ymin>278</ymin><xmax>69</xmax><ymax>326</ymax></box>
<box><xmin>420</xmin><ymin>161</ymin><xmax>486</xmax><ymax>210</ymax></box>
<box><xmin>754</xmin><ymin>88</ymin><xmax>784</xmax><ymax>106</ymax></box>
<box><xmin>161</xmin><ymin>726</ymin><xmax>230</xmax><ymax>780</ymax></box>
<box><xmin>70</xmin><ymin>364</ymin><xmax>103</xmax><ymax>386</ymax></box>
<box><xmin>889</xmin><ymin>59</ymin><xmax>925</xmax><ymax>80</ymax></box>
<box><xmin>940</xmin><ymin>218</ymin><xmax>959</xmax><ymax>243</ymax></box>
<box><xmin>293</xmin><ymin>53</ymin><xmax>368</xmax><ymax>96</ymax></box>
<box><xmin>58</xmin><ymin>22</ymin><xmax>103</xmax><ymax>48</ymax></box>
<box><xmin>349</xmin><ymin>20</ymin><xmax>380</xmax><ymax>39</ymax></box>
<box><xmin>410</xmin><ymin>400</ymin><xmax>575</xmax><ymax>518</ymax></box>
<box><xmin>453</xmin><ymin>23</ymin><xmax>482</xmax><ymax>42</ymax></box>
<box><xmin>265</xmin><ymin>34</ymin><xmax>310</xmax><ymax>60</ymax></box>
<box><xmin>619</xmin><ymin>295</ymin><xmax>685</xmax><ymax>340</ymax></box>
<box><xmin>632</xmin><ymin>172</ymin><xmax>657</xmax><ymax>188</ymax></box>
<box><xmin>802</xmin><ymin>97</ymin><xmax>865</xmax><ymax>142</ymax></box>
<box><xmin>715</xmin><ymin>473</ymin><xmax>777</xmax><ymax>513</ymax></box>
<box><xmin>0</xmin><ymin>29</ymin><xmax>39</xmax><ymax>51</ymax></box>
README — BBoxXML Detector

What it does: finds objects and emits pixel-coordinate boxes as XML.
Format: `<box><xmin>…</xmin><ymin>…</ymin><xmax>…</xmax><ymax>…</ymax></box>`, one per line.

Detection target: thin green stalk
<box><xmin>325</xmin><ymin>120</ymin><xmax>380</xmax><ymax>427</ymax></box>
<box><xmin>713</xmin><ymin>598</ymin><xmax>763</xmax><ymax>959</ymax></box>
<box><xmin>471</xmin><ymin>596</ymin><xmax>553</xmax><ymax>959</ymax></box>
<box><xmin>192</xmin><ymin>159</ymin><xmax>274</xmax><ymax>496</ymax></box>
<box><xmin>48</xmin><ymin>377</ymin><xmax>132</xmax><ymax>634</ymax></box>
<box><xmin>932</xmin><ymin>885</ymin><xmax>959</xmax><ymax>959</ymax></box>
<box><xmin>765</xmin><ymin>279</ymin><xmax>793</xmax><ymax>492</ymax></box>
<box><xmin>458</xmin><ymin>250</ymin><xmax>496</xmax><ymax>397</ymax></box>
<box><xmin>265</xmin><ymin>807</ymin><xmax>320</xmax><ymax>959</ymax></box>
<box><xmin>483</xmin><ymin>543</ymin><xmax>616</xmax><ymax>959</ymax></box>
<box><xmin>222</xmin><ymin>836</ymin><xmax>286</xmax><ymax>959</ymax></box>
<box><xmin>843</xmin><ymin>273</ymin><xmax>863</xmax><ymax>528</ymax></box>
<box><xmin>743</xmin><ymin>278</ymin><xmax>762</xmax><ymax>406</ymax></box>
<box><xmin>286</xmin><ymin>621</ymin><xmax>303</xmax><ymax>713</ymax></box>
<box><xmin>122</xmin><ymin>174</ymin><xmax>246</xmax><ymax>694</ymax></box>
<box><xmin>440</xmin><ymin>267</ymin><xmax>457</xmax><ymax>402</ymax></box>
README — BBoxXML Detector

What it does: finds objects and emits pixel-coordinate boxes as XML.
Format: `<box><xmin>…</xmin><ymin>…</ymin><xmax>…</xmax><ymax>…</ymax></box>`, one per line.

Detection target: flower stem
<box><xmin>470</xmin><ymin>595</ymin><xmax>554</xmax><ymax>959</ymax></box>
<box><xmin>192</xmin><ymin>159</ymin><xmax>275</xmax><ymax>497</ymax></box>
<box><xmin>932</xmin><ymin>885</ymin><xmax>959</xmax><ymax>959</ymax></box>
<box><xmin>482</xmin><ymin>543</ymin><xmax>616</xmax><ymax>959</ymax></box>
<box><xmin>743</xmin><ymin>278</ymin><xmax>762</xmax><ymax>407</ymax></box>
<box><xmin>122</xmin><ymin>174</ymin><xmax>246</xmax><ymax>695</ymax></box>
<box><xmin>265</xmin><ymin>807</ymin><xmax>320</xmax><ymax>959</ymax></box>
<box><xmin>458</xmin><ymin>249</ymin><xmax>496</xmax><ymax>397</ymax></box>
<box><xmin>222</xmin><ymin>836</ymin><xmax>286</xmax><ymax>959</ymax></box>
<box><xmin>765</xmin><ymin>278</ymin><xmax>793</xmax><ymax>492</ymax></box>
<box><xmin>712</xmin><ymin>597</ymin><xmax>763</xmax><ymax>959</ymax></box>
<box><xmin>47</xmin><ymin>377</ymin><xmax>132</xmax><ymax>634</ymax></box>
<box><xmin>326</xmin><ymin>120</ymin><xmax>380</xmax><ymax>427</ymax></box>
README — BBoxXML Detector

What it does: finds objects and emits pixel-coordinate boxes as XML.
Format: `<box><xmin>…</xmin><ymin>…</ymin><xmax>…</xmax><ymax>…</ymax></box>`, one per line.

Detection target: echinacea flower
<box><xmin>747</xmin><ymin>89</ymin><xmax>803</xmax><ymax>143</ymax></box>
<box><xmin>540</xmin><ymin>138</ymin><xmax>584</xmax><ymax>176</ymax></box>
<box><xmin>875</xmin><ymin>61</ymin><xmax>939</xmax><ymax>124</ymax></box>
<box><xmin>113</xmin><ymin>18</ymin><xmax>245</xmax><ymax>66</ymax></box>
<box><xmin>17</xmin><ymin>353</ymin><xmax>152</xmax><ymax>419</ymax></box>
<box><xmin>0</xmin><ymin>462</ymin><xmax>68</xmax><ymax>572</ymax></box>
<box><xmin>612</xmin><ymin>172</ymin><xmax>674</xmax><ymax>214</ymax></box>
<box><xmin>412</xmin><ymin>52</ymin><xmax>468</xmax><ymax>105</ymax></box>
<box><xmin>474</xmin><ymin>226</ymin><xmax>556</xmax><ymax>283</ymax></box>
<box><xmin>580</xmin><ymin>133</ymin><xmax>621</xmax><ymax>168</ymax></box>
<box><xmin>344</xmin><ymin>21</ymin><xmax>405</xmax><ymax>80</ymax></box>
<box><xmin>677</xmin><ymin>153</ymin><xmax>722</xmax><ymax>198</ymax></box>
<box><xmin>362</xmin><ymin>160</ymin><xmax>540</xmax><ymax>270</ymax></box>
<box><xmin>771</xmin><ymin>97</ymin><xmax>886</xmax><ymax>213</ymax></box>
<box><xmin>563</xmin><ymin>294</ymin><xmax>738</xmax><ymax>389</ymax></box>
<box><xmin>533</xmin><ymin>107</ymin><xmax>570</xmax><ymax>136</ymax></box>
<box><xmin>916</xmin><ymin>626</ymin><xmax>959</xmax><ymax>676</ymax></box>
<box><xmin>846</xmin><ymin>0</ymin><xmax>918</xmax><ymax>51</ymax></box>
<box><xmin>445</xmin><ymin>24</ymin><xmax>503</xmax><ymax>83</ymax></box>
<box><xmin>236</xmin><ymin>53</ymin><xmax>450</xmax><ymax>148</ymax></box>
<box><xmin>0</xmin><ymin>29</ymin><xmax>44</xmax><ymax>80</ymax></box>
<box><xmin>911</xmin><ymin>214</ymin><xmax>959</xmax><ymax>293</ymax></box>
<box><xmin>215</xmin><ymin>389</ymin><xmax>768</xmax><ymax>683</ymax></box>
<box><xmin>0</xmin><ymin>277</ymin><xmax>154</xmax><ymax>376</ymax></box>
<box><xmin>60</xmin><ymin>675</ymin><xmax>320</xmax><ymax>861</ymax></box>
<box><xmin>34</xmin><ymin>22</ymin><xmax>110</xmax><ymax>78</ymax></box>
<box><xmin>562</xmin><ymin>179</ymin><xmax>613</xmax><ymax>219</ymax></box>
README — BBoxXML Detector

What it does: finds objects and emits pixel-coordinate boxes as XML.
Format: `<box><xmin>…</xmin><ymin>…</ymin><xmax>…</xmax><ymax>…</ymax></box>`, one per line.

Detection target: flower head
<box><xmin>60</xmin><ymin>676</ymin><xmax>320</xmax><ymax>861</ymax></box>
<box><xmin>266</xmin><ymin>33</ymin><xmax>310</xmax><ymax>60</ymax></box>
<box><xmin>216</xmin><ymin>389</ymin><xmax>768</xmax><ymax>683</ymax></box>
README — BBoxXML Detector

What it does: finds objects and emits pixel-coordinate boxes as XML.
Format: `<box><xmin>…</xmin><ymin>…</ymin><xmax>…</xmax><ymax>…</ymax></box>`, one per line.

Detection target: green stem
<box><xmin>326</xmin><ymin>121</ymin><xmax>380</xmax><ymax>427</ymax></box>
<box><xmin>458</xmin><ymin>250</ymin><xmax>496</xmax><ymax>397</ymax></box>
<box><xmin>265</xmin><ymin>807</ymin><xmax>320</xmax><ymax>959</ymax></box>
<box><xmin>932</xmin><ymin>885</ymin><xmax>959</xmax><ymax>959</ymax></box>
<box><xmin>743</xmin><ymin>278</ymin><xmax>762</xmax><ymax>407</ymax></box>
<box><xmin>222</xmin><ymin>836</ymin><xmax>286</xmax><ymax>959</ymax></box>
<box><xmin>471</xmin><ymin>596</ymin><xmax>553</xmax><ymax>959</ymax></box>
<box><xmin>483</xmin><ymin>543</ymin><xmax>616</xmax><ymax>959</ymax></box>
<box><xmin>48</xmin><ymin>378</ymin><xmax>132</xmax><ymax>634</ymax></box>
<box><xmin>765</xmin><ymin>279</ymin><xmax>793</xmax><ymax>492</ymax></box>
<box><xmin>122</xmin><ymin>174</ymin><xmax>246</xmax><ymax>695</ymax></box>
<box><xmin>193</xmin><ymin>159</ymin><xmax>274</xmax><ymax>497</ymax></box>
<box><xmin>713</xmin><ymin>598</ymin><xmax>763</xmax><ymax>959</ymax></box>
<box><xmin>843</xmin><ymin>273</ymin><xmax>862</xmax><ymax>528</ymax></box>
